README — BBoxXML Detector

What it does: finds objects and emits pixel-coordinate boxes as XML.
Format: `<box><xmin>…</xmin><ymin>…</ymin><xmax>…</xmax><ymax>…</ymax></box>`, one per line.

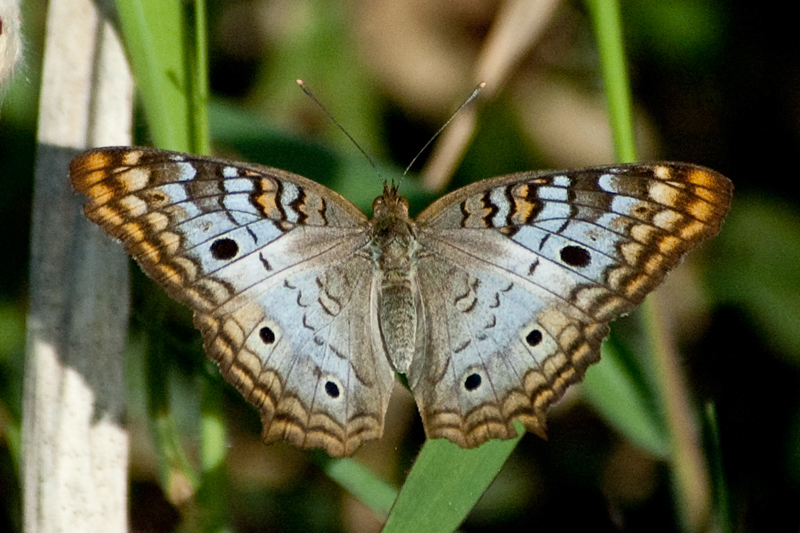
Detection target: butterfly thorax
<box><xmin>369</xmin><ymin>184</ymin><xmax>422</xmax><ymax>374</ymax></box>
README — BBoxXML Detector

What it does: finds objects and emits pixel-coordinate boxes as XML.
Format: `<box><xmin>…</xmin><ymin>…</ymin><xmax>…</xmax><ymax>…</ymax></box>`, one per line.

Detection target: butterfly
<box><xmin>70</xmin><ymin>147</ymin><xmax>732</xmax><ymax>456</ymax></box>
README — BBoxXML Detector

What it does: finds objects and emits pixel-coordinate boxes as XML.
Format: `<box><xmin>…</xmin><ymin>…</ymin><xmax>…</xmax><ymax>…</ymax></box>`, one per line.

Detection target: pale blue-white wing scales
<box><xmin>70</xmin><ymin>147</ymin><xmax>395</xmax><ymax>457</ymax></box>
<box><xmin>411</xmin><ymin>240</ymin><xmax>608</xmax><ymax>447</ymax></box>
<box><xmin>198</xmin><ymin>252</ymin><xmax>394</xmax><ymax>457</ymax></box>
<box><xmin>411</xmin><ymin>163</ymin><xmax>732</xmax><ymax>447</ymax></box>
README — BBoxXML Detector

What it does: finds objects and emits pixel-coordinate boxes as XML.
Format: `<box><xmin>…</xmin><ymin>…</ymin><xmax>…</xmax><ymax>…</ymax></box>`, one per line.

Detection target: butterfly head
<box><xmin>372</xmin><ymin>182</ymin><xmax>409</xmax><ymax>219</ymax></box>
<box><xmin>370</xmin><ymin>182</ymin><xmax>415</xmax><ymax>249</ymax></box>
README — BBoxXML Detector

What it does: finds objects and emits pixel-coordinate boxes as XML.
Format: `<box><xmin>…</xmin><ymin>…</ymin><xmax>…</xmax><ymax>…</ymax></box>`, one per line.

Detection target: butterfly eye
<box><xmin>259</xmin><ymin>326</ymin><xmax>276</xmax><ymax>344</ymax></box>
<box><xmin>210</xmin><ymin>238</ymin><xmax>239</xmax><ymax>260</ymax></box>
<box><xmin>525</xmin><ymin>329</ymin><xmax>543</xmax><ymax>347</ymax></box>
<box><xmin>325</xmin><ymin>381</ymin><xmax>340</xmax><ymax>398</ymax></box>
<box><xmin>464</xmin><ymin>373</ymin><xmax>482</xmax><ymax>391</ymax></box>
<box><xmin>559</xmin><ymin>245</ymin><xmax>591</xmax><ymax>267</ymax></box>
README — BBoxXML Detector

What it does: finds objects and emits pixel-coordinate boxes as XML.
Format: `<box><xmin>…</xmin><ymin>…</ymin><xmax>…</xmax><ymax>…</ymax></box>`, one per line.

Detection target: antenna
<box><xmin>296</xmin><ymin>79</ymin><xmax>382</xmax><ymax>180</ymax></box>
<box><xmin>297</xmin><ymin>79</ymin><xmax>486</xmax><ymax>187</ymax></box>
<box><xmin>399</xmin><ymin>82</ymin><xmax>486</xmax><ymax>187</ymax></box>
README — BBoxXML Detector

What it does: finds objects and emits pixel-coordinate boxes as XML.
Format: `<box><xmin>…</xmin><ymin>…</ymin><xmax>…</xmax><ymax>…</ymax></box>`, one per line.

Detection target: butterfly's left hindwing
<box><xmin>70</xmin><ymin>147</ymin><xmax>395</xmax><ymax>457</ymax></box>
<box><xmin>411</xmin><ymin>163</ymin><xmax>732</xmax><ymax>446</ymax></box>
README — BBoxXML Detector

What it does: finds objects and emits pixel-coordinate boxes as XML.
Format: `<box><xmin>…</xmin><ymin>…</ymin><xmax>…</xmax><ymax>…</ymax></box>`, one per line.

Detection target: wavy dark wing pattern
<box><xmin>72</xmin><ymin>148</ymin><xmax>732</xmax><ymax>454</ymax></box>
<box><xmin>70</xmin><ymin>147</ymin><xmax>395</xmax><ymax>456</ymax></box>
<box><xmin>411</xmin><ymin>163</ymin><xmax>732</xmax><ymax>447</ymax></box>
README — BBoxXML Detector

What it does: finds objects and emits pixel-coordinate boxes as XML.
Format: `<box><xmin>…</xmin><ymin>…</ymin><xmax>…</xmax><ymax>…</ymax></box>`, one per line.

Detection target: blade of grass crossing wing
<box><xmin>114</xmin><ymin>1</ymin><xmax>230</xmax><ymax>530</ymax></box>
<box><xmin>585</xmin><ymin>2</ymin><xmax>714</xmax><ymax>531</ymax></box>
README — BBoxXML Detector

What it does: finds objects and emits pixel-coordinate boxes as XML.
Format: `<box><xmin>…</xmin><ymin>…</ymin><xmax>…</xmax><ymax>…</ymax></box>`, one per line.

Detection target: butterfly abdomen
<box><xmin>369</xmin><ymin>192</ymin><xmax>423</xmax><ymax>374</ymax></box>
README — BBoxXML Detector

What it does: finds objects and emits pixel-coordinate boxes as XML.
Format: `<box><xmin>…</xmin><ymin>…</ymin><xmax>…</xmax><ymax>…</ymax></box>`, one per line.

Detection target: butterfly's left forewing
<box><xmin>411</xmin><ymin>163</ymin><xmax>732</xmax><ymax>447</ymax></box>
<box><xmin>70</xmin><ymin>147</ymin><xmax>396</xmax><ymax>456</ymax></box>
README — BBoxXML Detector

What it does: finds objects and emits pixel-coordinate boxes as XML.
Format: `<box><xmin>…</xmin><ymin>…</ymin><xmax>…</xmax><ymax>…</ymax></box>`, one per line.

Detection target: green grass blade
<box><xmin>187</xmin><ymin>0</ymin><xmax>209</xmax><ymax>154</ymax></box>
<box><xmin>115</xmin><ymin>0</ymin><xmax>190</xmax><ymax>150</ymax></box>
<box><xmin>197</xmin><ymin>378</ymin><xmax>232</xmax><ymax>533</ymax></box>
<box><xmin>711</xmin><ymin>197</ymin><xmax>800</xmax><ymax>361</ymax></box>
<box><xmin>583</xmin><ymin>342</ymin><xmax>670</xmax><ymax>458</ymax></box>
<box><xmin>321</xmin><ymin>458</ymin><xmax>398</xmax><ymax>519</ymax></box>
<box><xmin>583</xmin><ymin>0</ymin><xmax>637</xmax><ymax>163</ymax></box>
<box><xmin>704</xmin><ymin>403</ymin><xmax>731</xmax><ymax>533</ymax></box>
<box><xmin>115</xmin><ymin>1</ymin><xmax>229</xmax><ymax>530</ymax></box>
<box><xmin>383</xmin><ymin>430</ymin><xmax>521</xmax><ymax>532</ymax></box>
<box><xmin>141</xmin><ymin>290</ymin><xmax>200</xmax><ymax>496</ymax></box>
<box><xmin>181</xmin><ymin>6</ymin><xmax>231</xmax><ymax>532</ymax></box>
<box><xmin>582</xmin><ymin>0</ymin><xmax>670</xmax><ymax>457</ymax></box>
<box><xmin>585</xmin><ymin>2</ymin><xmax>713</xmax><ymax>530</ymax></box>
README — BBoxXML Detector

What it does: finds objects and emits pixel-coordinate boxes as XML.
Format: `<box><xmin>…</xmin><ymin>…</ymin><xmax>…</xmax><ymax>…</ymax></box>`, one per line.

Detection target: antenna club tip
<box><xmin>478</xmin><ymin>81</ymin><xmax>487</xmax><ymax>88</ymax></box>
<box><xmin>296</xmin><ymin>79</ymin><xmax>305</xmax><ymax>86</ymax></box>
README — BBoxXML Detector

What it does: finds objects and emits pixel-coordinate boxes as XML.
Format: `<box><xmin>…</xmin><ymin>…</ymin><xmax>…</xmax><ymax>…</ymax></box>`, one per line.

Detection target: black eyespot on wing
<box><xmin>560</xmin><ymin>245</ymin><xmax>591</xmax><ymax>267</ymax></box>
<box><xmin>634</xmin><ymin>205</ymin><xmax>650</xmax><ymax>216</ymax></box>
<box><xmin>464</xmin><ymin>373</ymin><xmax>482</xmax><ymax>391</ymax></box>
<box><xmin>325</xmin><ymin>381</ymin><xmax>340</xmax><ymax>398</ymax></box>
<box><xmin>259</xmin><ymin>327</ymin><xmax>275</xmax><ymax>344</ymax></box>
<box><xmin>525</xmin><ymin>329</ymin><xmax>543</xmax><ymax>347</ymax></box>
<box><xmin>210</xmin><ymin>238</ymin><xmax>239</xmax><ymax>260</ymax></box>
